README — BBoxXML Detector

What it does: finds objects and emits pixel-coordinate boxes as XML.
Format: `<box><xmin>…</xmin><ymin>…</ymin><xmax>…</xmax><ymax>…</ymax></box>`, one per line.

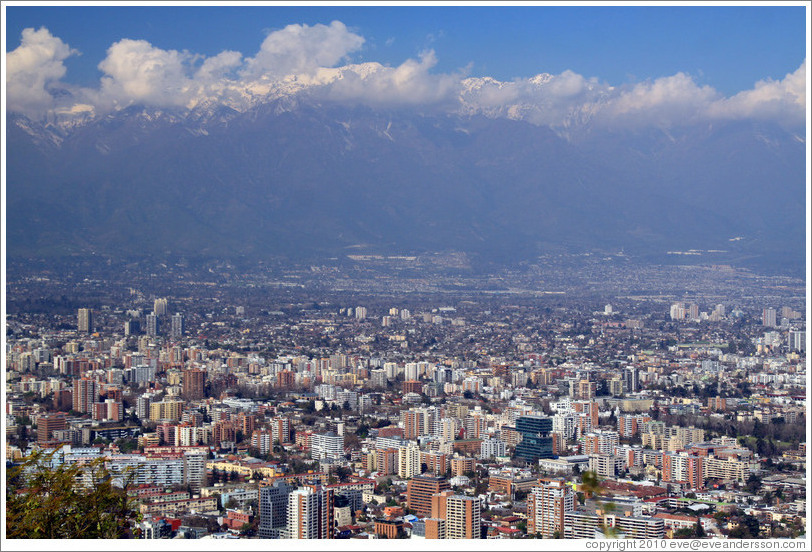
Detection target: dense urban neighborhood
<box><xmin>4</xmin><ymin>256</ymin><xmax>807</xmax><ymax>540</ymax></box>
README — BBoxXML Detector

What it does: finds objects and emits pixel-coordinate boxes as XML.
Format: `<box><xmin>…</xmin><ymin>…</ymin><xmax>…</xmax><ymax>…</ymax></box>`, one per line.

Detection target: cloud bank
<box><xmin>5</xmin><ymin>22</ymin><xmax>806</xmax><ymax>130</ymax></box>
<box><xmin>6</xmin><ymin>27</ymin><xmax>77</xmax><ymax>115</ymax></box>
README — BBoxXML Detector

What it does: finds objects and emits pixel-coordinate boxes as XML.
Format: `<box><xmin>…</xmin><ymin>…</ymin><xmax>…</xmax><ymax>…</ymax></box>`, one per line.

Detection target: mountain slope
<box><xmin>6</xmin><ymin>103</ymin><xmax>806</xmax><ymax>271</ymax></box>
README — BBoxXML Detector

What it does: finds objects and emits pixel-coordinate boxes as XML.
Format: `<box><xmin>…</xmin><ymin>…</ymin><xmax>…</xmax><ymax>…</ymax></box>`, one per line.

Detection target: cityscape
<box><xmin>4</xmin><ymin>255</ymin><xmax>807</xmax><ymax>544</ymax></box>
<box><xmin>3</xmin><ymin>3</ymin><xmax>809</xmax><ymax>549</ymax></box>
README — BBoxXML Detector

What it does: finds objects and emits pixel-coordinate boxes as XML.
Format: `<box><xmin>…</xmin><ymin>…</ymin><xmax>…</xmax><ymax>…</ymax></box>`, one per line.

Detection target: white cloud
<box><xmin>5</xmin><ymin>27</ymin><xmax>77</xmax><ymax>115</ymax></box>
<box><xmin>706</xmin><ymin>60</ymin><xmax>806</xmax><ymax>125</ymax></box>
<box><xmin>4</xmin><ymin>24</ymin><xmax>806</xmax><ymax>132</ymax></box>
<box><xmin>321</xmin><ymin>50</ymin><xmax>462</xmax><ymax>107</ymax></box>
<box><xmin>196</xmin><ymin>50</ymin><xmax>243</xmax><ymax>81</ymax></box>
<box><xmin>94</xmin><ymin>39</ymin><xmax>196</xmax><ymax>110</ymax></box>
<box><xmin>242</xmin><ymin>20</ymin><xmax>364</xmax><ymax>79</ymax></box>
<box><xmin>596</xmin><ymin>72</ymin><xmax>721</xmax><ymax>128</ymax></box>
<box><xmin>590</xmin><ymin>62</ymin><xmax>806</xmax><ymax>129</ymax></box>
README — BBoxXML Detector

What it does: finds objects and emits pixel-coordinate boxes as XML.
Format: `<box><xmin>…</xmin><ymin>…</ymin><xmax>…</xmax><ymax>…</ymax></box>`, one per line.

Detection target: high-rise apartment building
<box><xmin>286</xmin><ymin>485</ymin><xmax>334</xmax><ymax>539</ymax></box>
<box><xmin>608</xmin><ymin>377</ymin><xmax>623</xmax><ymax>396</ymax></box>
<box><xmin>277</xmin><ymin>370</ymin><xmax>296</xmax><ymax>389</ymax></box>
<box><xmin>575</xmin><ymin>379</ymin><xmax>596</xmax><ymax>400</ymax></box>
<box><xmin>252</xmin><ymin>429</ymin><xmax>273</xmax><ymax>456</ymax></box>
<box><xmin>149</xmin><ymin>399</ymin><xmax>184</xmax><ymax>421</ymax></box>
<box><xmin>623</xmin><ymin>366</ymin><xmax>639</xmax><ymax>394</ymax></box>
<box><xmin>183</xmin><ymin>450</ymin><xmax>207</xmax><ymax>492</ymax></box>
<box><xmin>124</xmin><ymin>319</ymin><xmax>140</xmax><ymax>336</ymax></box>
<box><xmin>92</xmin><ymin>398</ymin><xmax>124</xmax><ymax>422</ymax></box>
<box><xmin>402</xmin><ymin>407</ymin><xmax>434</xmax><ymax>440</ymax></box>
<box><xmin>762</xmin><ymin>307</ymin><xmax>777</xmax><ymax>328</ymax></box>
<box><xmin>583</xmin><ymin>430</ymin><xmax>620</xmax><ymax>455</ymax></box>
<box><xmin>170</xmin><ymin>313</ymin><xmax>184</xmax><ymax>340</ymax></box>
<box><xmin>407</xmin><ymin>476</ymin><xmax>451</xmax><ymax>518</ymax></box>
<box><xmin>788</xmin><ymin>330</ymin><xmax>806</xmax><ymax>352</ymax></box>
<box><xmin>72</xmin><ymin>378</ymin><xmax>97</xmax><ymax>413</ymax></box>
<box><xmin>182</xmin><ymin>367</ymin><xmax>207</xmax><ymax>400</ymax></box>
<box><xmin>259</xmin><ymin>480</ymin><xmax>294</xmax><ymax>538</ymax></box>
<box><xmin>420</xmin><ymin>451</ymin><xmax>449</xmax><ymax>476</ymax></box>
<box><xmin>404</xmin><ymin>362</ymin><xmax>420</xmax><ymax>381</ymax></box>
<box><xmin>527</xmin><ymin>479</ymin><xmax>575</xmax><ymax>538</ymax></box>
<box><xmin>311</xmin><ymin>432</ymin><xmax>344</xmax><ymax>462</ymax></box>
<box><xmin>480</xmin><ymin>438</ymin><xmax>507</xmax><ymax>459</ymax></box>
<box><xmin>573</xmin><ymin>400</ymin><xmax>599</xmax><ymax>428</ymax></box>
<box><xmin>398</xmin><ymin>441</ymin><xmax>421</xmax><ymax>479</ymax></box>
<box><xmin>430</xmin><ymin>489</ymin><xmax>454</xmax><ymax>519</ymax></box>
<box><xmin>662</xmin><ymin>452</ymin><xmax>704</xmax><ymax>490</ymax></box>
<box><xmin>445</xmin><ymin>495</ymin><xmax>481</xmax><ymax>539</ymax></box>
<box><xmin>618</xmin><ymin>414</ymin><xmax>651</xmax><ymax>438</ymax></box>
<box><xmin>271</xmin><ymin>417</ymin><xmax>292</xmax><ymax>444</ymax></box>
<box><xmin>146</xmin><ymin>312</ymin><xmax>159</xmax><ymax>337</ymax></box>
<box><xmin>78</xmin><ymin>308</ymin><xmax>93</xmax><ymax>333</ymax></box>
<box><xmin>153</xmin><ymin>298</ymin><xmax>168</xmax><ymax>316</ymax></box>
<box><xmin>136</xmin><ymin>394</ymin><xmax>152</xmax><ymax>421</ymax></box>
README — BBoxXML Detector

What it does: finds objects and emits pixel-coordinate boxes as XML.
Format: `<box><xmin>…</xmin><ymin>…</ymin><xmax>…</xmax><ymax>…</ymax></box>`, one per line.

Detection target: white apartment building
<box><xmin>311</xmin><ymin>432</ymin><xmax>344</xmax><ymax>462</ymax></box>
<box><xmin>398</xmin><ymin>442</ymin><xmax>421</xmax><ymax>479</ymax></box>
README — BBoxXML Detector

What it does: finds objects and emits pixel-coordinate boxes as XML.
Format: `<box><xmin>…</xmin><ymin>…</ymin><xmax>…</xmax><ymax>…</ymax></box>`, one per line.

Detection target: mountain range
<box><xmin>6</xmin><ymin>97</ymin><xmax>807</xmax><ymax>273</ymax></box>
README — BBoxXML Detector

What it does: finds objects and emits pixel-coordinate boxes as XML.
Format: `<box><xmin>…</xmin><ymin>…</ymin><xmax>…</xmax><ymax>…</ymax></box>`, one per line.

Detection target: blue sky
<box><xmin>5</xmin><ymin>4</ymin><xmax>807</xmax><ymax>96</ymax></box>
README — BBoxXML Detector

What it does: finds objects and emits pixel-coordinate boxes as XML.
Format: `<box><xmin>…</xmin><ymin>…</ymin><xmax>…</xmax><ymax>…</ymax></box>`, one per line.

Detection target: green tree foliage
<box><xmin>210</xmin><ymin>467</ymin><xmax>221</xmax><ymax>485</ymax></box>
<box><xmin>581</xmin><ymin>470</ymin><xmax>601</xmax><ymax>498</ymax></box>
<box><xmin>6</xmin><ymin>448</ymin><xmax>140</xmax><ymax>538</ymax></box>
<box><xmin>115</xmin><ymin>437</ymin><xmax>139</xmax><ymax>454</ymax></box>
<box><xmin>695</xmin><ymin>518</ymin><xmax>706</xmax><ymax>538</ymax></box>
<box><xmin>745</xmin><ymin>473</ymin><xmax>761</xmax><ymax>495</ymax></box>
<box><xmin>729</xmin><ymin>514</ymin><xmax>762</xmax><ymax>539</ymax></box>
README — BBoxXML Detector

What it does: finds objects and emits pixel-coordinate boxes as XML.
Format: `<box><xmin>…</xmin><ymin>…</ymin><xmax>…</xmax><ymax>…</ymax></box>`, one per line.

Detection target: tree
<box><xmin>674</xmin><ymin>527</ymin><xmax>695</xmax><ymax>539</ymax></box>
<box><xmin>334</xmin><ymin>466</ymin><xmax>352</xmax><ymax>482</ymax></box>
<box><xmin>746</xmin><ymin>473</ymin><xmax>761</xmax><ymax>495</ymax></box>
<box><xmin>115</xmin><ymin>437</ymin><xmax>139</xmax><ymax>454</ymax></box>
<box><xmin>581</xmin><ymin>470</ymin><xmax>601</xmax><ymax>498</ymax></box>
<box><xmin>6</xmin><ymin>448</ymin><xmax>140</xmax><ymax>538</ymax></box>
<box><xmin>729</xmin><ymin>514</ymin><xmax>761</xmax><ymax>539</ymax></box>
